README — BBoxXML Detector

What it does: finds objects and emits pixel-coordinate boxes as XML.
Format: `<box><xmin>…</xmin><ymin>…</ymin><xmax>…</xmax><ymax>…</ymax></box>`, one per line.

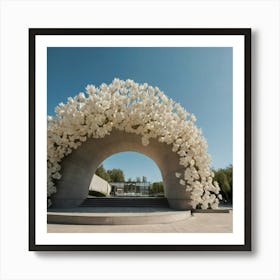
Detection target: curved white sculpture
<box><xmin>47</xmin><ymin>78</ymin><xmax>221</xmax><ymax>209</ymax></box>
<box><xmin>89</xmin><ymin>174</ymin><xmax>111</xmax><ymax>196</ymax></box>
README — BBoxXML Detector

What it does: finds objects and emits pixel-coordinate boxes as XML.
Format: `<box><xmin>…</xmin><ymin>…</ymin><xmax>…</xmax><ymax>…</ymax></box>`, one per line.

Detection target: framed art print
<box><xmin>29</xmin><ymin>28</ymin><xmax>251</xmax><ymax>251</ymax></box>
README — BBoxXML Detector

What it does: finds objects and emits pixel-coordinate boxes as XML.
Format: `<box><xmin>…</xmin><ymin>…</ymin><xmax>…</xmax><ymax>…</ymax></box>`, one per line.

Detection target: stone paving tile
<box><xmin>47</xmin><ymin>212</ymin><xmax>232</xmax><ymax>233</ymax></box>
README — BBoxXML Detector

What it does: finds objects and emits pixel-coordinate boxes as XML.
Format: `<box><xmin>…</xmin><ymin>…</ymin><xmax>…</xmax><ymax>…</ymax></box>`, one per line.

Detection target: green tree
<box><xmin>150</xmin><ymin>181</ymin><xmax>164</xmax><ymax>195</ymax></box>
<box><xmin>214</xmin><ymin>165</ymin><xmax>233</xmax><ymax>202</ymax></box>
<box><xmin>107</xmin><ymin>168</ymin><xmax>125</xmax><ymax>182</ymax></box>
<box><xmin>223</xmin><ymin>165</ymin><xmax>233</xmax><ymax>202</ymax></box>
<box><xmin>95</xmin><ymin>164</ymin><xmax>111</xmax><ymax>182</ymax></box>
<box><xmin>224</xmin><ymin>165</ymin><xmax>233</xmax><ymax>187</ymax></box>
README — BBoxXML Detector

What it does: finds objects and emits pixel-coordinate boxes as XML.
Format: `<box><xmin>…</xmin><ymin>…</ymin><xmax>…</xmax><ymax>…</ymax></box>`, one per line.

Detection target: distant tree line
<box><xmin>150</xmin><ymin>181</ymin><xmax>164</xmax><ymax>195</ymax></box>
<box><xmin>95</xmin><ymin>165</ymin><xmax>125</xmax><ymax>182</ymax></box>
<box><xmin>213</xmin><ymin>165</ymin><xmax>233</xmax><ymax>204</ymax></box>
<box><xmin>95</xmin><ymin>165</ymin><xmax>149</xmax><ymax>183</ymax></box>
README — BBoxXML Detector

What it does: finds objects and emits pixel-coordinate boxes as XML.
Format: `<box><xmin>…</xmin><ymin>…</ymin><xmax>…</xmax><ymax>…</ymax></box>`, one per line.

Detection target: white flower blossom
<box><xmin>175</xmin><ymin>172</ymin><xmax>181</xmax><ymax>178</ymax></box>
<box><xmin>179</xmin><ymin>179</ymin><xmax>186</xmax><ymax>186</ymax></box>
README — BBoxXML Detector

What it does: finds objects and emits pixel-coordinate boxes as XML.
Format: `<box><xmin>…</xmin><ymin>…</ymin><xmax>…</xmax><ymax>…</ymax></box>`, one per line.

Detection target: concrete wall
<box><xmin>51</xmin><ymin>129</ymin><xmax>192</xmax><ymax>210</ymax></box>
<box><xmin>89</xmin><ymin>174</ymin><xmax>111</xmax><ymax>196</ymax></box>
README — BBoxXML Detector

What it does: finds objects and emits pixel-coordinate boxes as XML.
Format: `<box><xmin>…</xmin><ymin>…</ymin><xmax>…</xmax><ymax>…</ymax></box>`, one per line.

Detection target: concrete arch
<box><xmin>52</xmin><ymin>129</ymin><xmax>191</xmax><ymax>210</ymax></box>
<box><xmin>48</xmin><ymin>79</ymin><xmax>221</xmax><ymax>210</ymax></box>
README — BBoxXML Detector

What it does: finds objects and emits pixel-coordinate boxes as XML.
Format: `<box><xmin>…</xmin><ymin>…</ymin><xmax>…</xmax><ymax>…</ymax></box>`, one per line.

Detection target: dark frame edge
<box><xmin>29</xmin><ymin>244</ymin><xmax>251</xmax><ymax>251</ymax></box>
<box><xmin>29</xmin><ymin>28</ymin><xmax>36</xmax><ymax>251</ymax></box>
<box><xmin>244</xmin><ymin>29</ymin><xmax>252</xmax><ymax>251</ymax></box>
<box><xmin>28</xmin><ymin>28</ymin><xmax>251</xmax><ymax>36</ymax></box>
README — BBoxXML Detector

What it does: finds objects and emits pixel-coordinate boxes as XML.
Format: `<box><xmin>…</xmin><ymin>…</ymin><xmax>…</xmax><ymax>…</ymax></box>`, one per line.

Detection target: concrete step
<box><xmin>80</xmin><ymin>197</ymin><xmax>169</xmax><ymax>207</ymax></box>
<box><xmin>47</xmin><ymin>207</ymin><xmax>191</xmax><ymax>225</ymax></box>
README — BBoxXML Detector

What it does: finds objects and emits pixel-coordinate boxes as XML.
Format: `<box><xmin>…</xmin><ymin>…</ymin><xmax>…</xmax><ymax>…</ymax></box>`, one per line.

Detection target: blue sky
<box><xmin>47</xmin><ymin>47</ymin><xmax>232</xmax><ymax>182</ymax></box>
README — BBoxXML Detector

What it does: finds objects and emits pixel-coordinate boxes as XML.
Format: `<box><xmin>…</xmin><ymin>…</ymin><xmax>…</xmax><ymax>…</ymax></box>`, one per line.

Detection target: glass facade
<box><xmin>110</xmin><ymin>182</ymin><xmax>151</xmax><ymax>197</ymax></box>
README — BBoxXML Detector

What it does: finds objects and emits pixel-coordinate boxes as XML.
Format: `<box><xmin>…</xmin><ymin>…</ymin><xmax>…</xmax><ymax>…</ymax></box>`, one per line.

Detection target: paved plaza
<box><xmin>47</xmin><ymin>211</ymin><xmax>232</xmax><ymax>233</ymax></box>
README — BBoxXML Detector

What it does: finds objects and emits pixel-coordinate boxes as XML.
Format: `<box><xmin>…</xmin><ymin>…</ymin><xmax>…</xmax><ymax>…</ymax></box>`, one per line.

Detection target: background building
<box><xmin>110</xmin><ymin>182</ymin><xmax>151</xmax><ymax>197</ymax></box>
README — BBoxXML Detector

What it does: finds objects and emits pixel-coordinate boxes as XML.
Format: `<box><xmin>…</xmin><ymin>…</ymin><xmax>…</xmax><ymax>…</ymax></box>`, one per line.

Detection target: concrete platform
<box><xmin>47</xmin><ymin>207</ymin><xmax>192</xmax><ymax>225</ymax></box>
<box><xmin>47</xmin><ymin>211</ymin><xmax>233</xmax><ymax>233</ymax></box>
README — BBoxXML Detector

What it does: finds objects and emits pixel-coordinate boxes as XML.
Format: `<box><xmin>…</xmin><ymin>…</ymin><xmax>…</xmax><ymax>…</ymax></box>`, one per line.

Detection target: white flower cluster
<box><xmin>47</xmin><ymin>78</ymin><xmax>221</xmax><ymax>209</ymax></box>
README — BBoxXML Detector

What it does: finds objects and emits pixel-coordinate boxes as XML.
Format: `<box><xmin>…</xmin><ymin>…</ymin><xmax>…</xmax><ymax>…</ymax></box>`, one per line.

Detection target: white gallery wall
<box><xmin>0</xmin><ymin>0</ymin><xmax>279</xmax><ymax>279</ymax></box>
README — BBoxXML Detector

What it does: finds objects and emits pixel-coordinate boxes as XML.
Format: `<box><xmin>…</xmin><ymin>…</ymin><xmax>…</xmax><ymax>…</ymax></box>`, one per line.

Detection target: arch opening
<box><xmin>51</xmin><ymin>129</ymin><xmax>190</xmax><ymax>210</ymax></box>
<box><xmin>92</xmin><ymin>151</ymin><xmax>164</xmax><ymax>197</ymax></box>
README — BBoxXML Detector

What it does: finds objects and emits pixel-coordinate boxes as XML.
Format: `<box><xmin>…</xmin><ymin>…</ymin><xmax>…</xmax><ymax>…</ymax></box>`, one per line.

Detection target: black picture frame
<box><xmin>29</xmin><ymin>28</ymin><xmax>251</xmax><ymax>251</ymax></box>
